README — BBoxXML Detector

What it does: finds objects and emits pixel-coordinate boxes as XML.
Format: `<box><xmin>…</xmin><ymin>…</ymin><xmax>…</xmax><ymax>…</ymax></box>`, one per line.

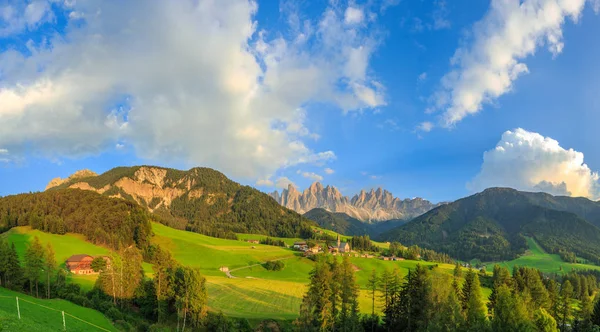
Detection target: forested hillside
<box><xmin>382</xmin><ymin>188</ymin><xmax>600</xmax><ymax>263</ymax></box>
<box><xmin>47</xmin><ymin>166</ymin><xmax>315</xmax><ymax>239</ymax></box>
<box><xmin>0</xmin><ymin>189</ymin><xmax>152</xmax><ymax>250</ymax></box>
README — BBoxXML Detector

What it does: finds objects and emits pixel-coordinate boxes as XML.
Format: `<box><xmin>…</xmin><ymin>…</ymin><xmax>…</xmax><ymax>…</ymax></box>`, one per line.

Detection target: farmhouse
<box><xmin>293</xmin><ymin>241</ymin><xmax>308</xmax><ymax>251</ymax></box>
<box><xmin>66</xmin><ymin>254</ymin><xmax>109</xmax><ymax>275</ymax></box>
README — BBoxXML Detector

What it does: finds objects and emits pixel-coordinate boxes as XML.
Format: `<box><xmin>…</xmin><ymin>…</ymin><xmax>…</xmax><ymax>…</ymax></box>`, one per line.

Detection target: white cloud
<box><xmin>0</xmin><ymin>0</ymin><xmax>54</xmax><ymax>36</ymax></box>
<box><xmin>276</xmin><ymin>177</ymin><xmax>295</xmax><ymax>189</ymax></box>
<box><xmin>255</xmin><ymin>178</ymin><xmax>274</xmax><ymax>187</ymax></box>
<box><xmin>297</xmin><ymin>170</ymin><xmax>324</xmax><ymax>182</ymax></box>
<box><xmin>0</xmin><ymin>149</ymin><xmax>7</xmax><ymax>155</ymax></box>
<box><xmin>370</xmin><ymin>175</ymin><xmax>382</xmax><ymax>180</ymax></box>
<box><xmin>344</xmin><ymin>7</ymin><xmax>364</xmax><ymax>25</ymax></box>
<box><xmin>416</xmin><ymin>121</ymin><xmax>434</xmax><ymax>132</ymax></box>
<box><xmin>431</xmin><ymin>0</ymin><xmax>590</xmax><ymax>126</ymax></box>
<box><xmin>593</xmin><ymin>0</ymin><xmax>600</xmax><ymax>13</ymax></box>
<box><xmin>418</xmin><ymin>72</ymin><xmax>427</xmax><ymax>81</ymax></box>
<box><xmin>324</xmin><ymin>168</ymin><xmax>335</xmax><ymax>174</ymax></box>
<box><xmin>432</xmin><ymin>0</ymin><xmax>451</xmax><ymax>30</ymax></box>
<box><xmin>0</xmin><ymin>0</ymin><xmax>384</xmax><ymax>181</ymax></box>
<box><xmin>469</xmin><ymin>128</ymin><xmax>600</xmax><ymax>199</ymax></box>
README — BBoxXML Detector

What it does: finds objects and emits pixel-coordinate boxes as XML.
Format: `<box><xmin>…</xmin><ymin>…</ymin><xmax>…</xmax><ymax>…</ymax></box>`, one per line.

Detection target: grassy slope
<box><xmin>1</xmin><ymin>227</ymin><xmax>153</xmax><ymax>291</ymax></box>
<box><xmin>153</xmin><ymin>222</ymin><xmax>462</xmax><ymax>319</ymax></box>
<box><xmin>0</xmin><ymin>287</ymin><xmax>116</xmax><ymax>331</ymax></box>
<box><xmin>485</xmin><ymin>237</ymin><xmax>600</xmax><ymax>274</ymax></box>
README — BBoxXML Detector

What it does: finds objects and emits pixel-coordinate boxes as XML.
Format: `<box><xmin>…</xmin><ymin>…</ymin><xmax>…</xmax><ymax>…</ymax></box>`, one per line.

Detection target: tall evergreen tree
<box><xmin>428</xmin><ymin>289</ymin><xmax>464</xmax><ymax>332</ymax></box>
<box><xmin>463</xmin><ymin>270</ymin><xmax>489</xmax><ymax>332</ymax></box>
<box><xmin>6</xmin><ymin>243</ymin><xmax>23</xmax><ymax>289</ymax></box>
<box><xmin>398</xmin><ymin>264</ymin><xmax>432</xmax><ymax>331</ymax></box>
<box><xmin>490</xmin><ymin>284</ymin><xmax>531</xmax><ymax>331</ymax></box>
<box><xmin>546</xmin><ymin>279</ymin><xmax>560</xmax><ymax>321</ymax></box>
<box><xmin>534</xmin><ymin>308</ymin><xmax>558</xmax><ymax>332</ymax></box>
<box><xmin>338</xmin><ymin>256</ymin><xmax>360</xmax><ymax>332</ymax></box>
<box><xmin>44</xmin><ymin>243</ymin><xmax>56</xmax><ymax>299</ymax></box>
<box><xmin>558</xmin><ymin>280</ymin><xmax>574</xmax><ymax>331</ymax></box>
<box><xmin>488</xmin><ymin>265</ymin><xmax>511</xmax><ymax>313</ymax></box>
<box><xmin>297</xmin><ymin>261</ymin><xmax>334</xmax><ymax>332</ymax></box>
<box><xmin>23</xmin><ymin>236</ymin><xmax>45</xmax><ymax>297</ymax></box>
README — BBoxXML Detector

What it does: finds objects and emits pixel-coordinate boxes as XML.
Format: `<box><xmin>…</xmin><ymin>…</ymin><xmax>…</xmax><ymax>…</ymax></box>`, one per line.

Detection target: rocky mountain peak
<box><xmin>270</xmin><ymin>183</ymin><xmax>439</xmax><ymax>222</ymax></box>
<box><xmin>45</xmin><ymin>169</ymin><xmax>99</xmax><ymax>190</ymax></box>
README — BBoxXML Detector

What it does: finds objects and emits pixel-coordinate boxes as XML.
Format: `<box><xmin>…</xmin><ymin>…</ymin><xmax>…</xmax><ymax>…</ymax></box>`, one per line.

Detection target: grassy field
<box><xmin>485</xmin><ymin>237</ymin><xmax>600</xmax><ymax>274</ymax></box>
<box><xmin>0</xmin><ymin>287</ymin><xmax>116</xmax><ymax>331</ymax></box>
<box><xmin>236</xmin><ymin>233</ymin><xmax>303</xmax><ymax>247</ymax></box>
<box><xmin>1</xmin><ymin>227</ymin><xmax>154</xmax><ymax>291</ymax></box>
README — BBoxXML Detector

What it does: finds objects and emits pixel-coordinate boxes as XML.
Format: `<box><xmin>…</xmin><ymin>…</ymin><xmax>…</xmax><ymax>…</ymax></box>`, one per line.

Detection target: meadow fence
<box><xmin>0</xmin><ymin>295</ymin><xmax>111</xmax><ymax>331</ymax></box>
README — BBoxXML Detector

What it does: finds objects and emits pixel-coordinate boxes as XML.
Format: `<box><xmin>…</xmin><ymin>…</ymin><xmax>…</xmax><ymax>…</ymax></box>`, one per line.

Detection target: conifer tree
<box><xmin>428</xmin><ymin>289</ymin><xmax>464</xmax><ymax>332</ymax></box>
<box><xmin>398</xmin><ymin>264</ymin><xmax>432</xmax><ymax>331</ymax></box>
<box><xmin>558</xmin><ymin>280</ymin><xmax>574</xmax><ymax>331</ymax></box>
<box><xmin>591</xmin><ymin>294</ymin><xmax>600</xmax><ymax>327</ymax></box>
<box><xmin>174</xmin><ymin>266</ymin><xmax>207</xmax><ymax>330</ymax></box>
<box><xmin>534</xmin><ymin>308</ymin><xmax>558</xmax><ymax>332</ymax></box>
<box><xmin>463</xmin><ymin>270</ymin><xmax>489</xmax><ymax>332</ymax></box>
<box><xmin>367</xmin><ymin>269</ymin><xmax>378</xmax><ymax>317</ymax></box>
<box><xmin>297</xmin><ymin>261</ymin><xmax>333</xmax><ymax>331</ymax></box>
<box><xmin>546</xmin><ymin>279</ymin><xmax>560</xmax><ymax>320</ymax></box>
<box><xmin>24</xmin><ymin>236</ymin><xmax>45</xmax><ymax>297</ymax></box>
<box><xmin>6</xmin><ymin>243</ymin><xmax>23</xmax><ymax>289</ymax></box>
<box><xmin>338</xmin><ymin>256</ymin><xmax>360</xmax><ymax>331</ymax></box>
<box><xmin>454</xmin><ymin>263</ymin><xmax>462</xmax><ymax>279</ymax></box>
<box><xmin>490</xmin><ymin>284</ymin><xmax>531</xmax><ymax>331</ymax></box>
<box><xmin>44</xmin><ymin>243</ymin><xmax>56</xmax><ymax>299</ymax></box>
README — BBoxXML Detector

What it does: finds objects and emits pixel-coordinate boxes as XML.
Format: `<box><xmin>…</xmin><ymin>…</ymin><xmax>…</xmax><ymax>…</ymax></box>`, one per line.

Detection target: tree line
<box><xmin>296</xmin><ymin>258</ymin><xmax>600</xmax><ymax>332</ymax></box>
<box><xmin>0</xmin><ymin>189</ymin><xmax>152</xmax><ymax>251</ymax></box>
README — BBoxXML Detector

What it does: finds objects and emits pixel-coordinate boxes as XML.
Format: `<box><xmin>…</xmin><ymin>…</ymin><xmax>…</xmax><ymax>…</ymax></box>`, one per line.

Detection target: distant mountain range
<box><xmin>45</xmin><ymin>166</ymin><xmax>314</xmax><ymax>238</ymax></box>
<box><xmin>303</xmin><ymin>208</ymin><xmax>407</xmax><ymax>237</ymax></box>
<box><xmin>269</xmin><ymin>182</ymin><xmax>441</xmax><ymax>222</ymax></box>
<box><xmin>381</xmin><ymin>187</ymin><xmax>600</xmax><ymax>263</ymax></box>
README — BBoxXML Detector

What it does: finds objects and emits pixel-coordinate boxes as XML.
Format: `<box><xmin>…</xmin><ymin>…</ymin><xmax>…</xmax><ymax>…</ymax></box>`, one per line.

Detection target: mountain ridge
<box><xmin>270</xmin><ymin>182</ymin><xmax>441</xmax><ymax>222</ymax></box>
<box><xmin>381</xmin><ymin>187</ymin><xmax>600</xmax><ymax>263</ymax></box>
<box><xmin>45</xmin><ymin>166</ymin><xmax>315</xmax><ymax>238</ymax></box>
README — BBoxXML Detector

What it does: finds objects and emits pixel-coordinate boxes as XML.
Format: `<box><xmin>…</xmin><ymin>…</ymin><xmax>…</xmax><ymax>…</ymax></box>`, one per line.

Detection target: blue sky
<box><xmin>1</xmin><ymin>0</ymin><xmax>600</xmax><ymax>202</ymax></box>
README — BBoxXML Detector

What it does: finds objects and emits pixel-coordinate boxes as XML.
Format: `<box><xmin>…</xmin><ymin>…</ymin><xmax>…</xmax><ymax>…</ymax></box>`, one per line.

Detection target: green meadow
<box><xmin>485</xmin><ymin>237</ymin><xmax>600</xmax><ymax>274</ymax></box>
<box><xmin>0</xmin><ymin>287</ymin><xmax>116</xmax><ymax>331</ymax></box>
<box><xmin>1</xmin><ymin>227</ymin><xmax>153</xmax><ymax>291</ymax></box>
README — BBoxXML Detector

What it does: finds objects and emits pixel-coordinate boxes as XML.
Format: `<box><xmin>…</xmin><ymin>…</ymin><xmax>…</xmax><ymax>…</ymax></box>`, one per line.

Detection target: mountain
<box><xmin>303</xmin><ymin>208</ymin><xmax>370</xmax><ymax>236</ymax></box>
<box><xmin>46</xmin><ymin>166</ymin><xmax>314</xmax><ymax>238</ymax></box>
<box><xmin>303</xmin><ymin>208</ymin><xmax>407</xmax><ymax>237</ymax></box>
<box><xmin>381</xmin><ymin>187</ymin><xmax>600</xmax><ymax>263</ymax></box>
<box><xmin>270</xmin><ymin>182</ymin><xmax>440</xmax><ymax>222</ymax></box>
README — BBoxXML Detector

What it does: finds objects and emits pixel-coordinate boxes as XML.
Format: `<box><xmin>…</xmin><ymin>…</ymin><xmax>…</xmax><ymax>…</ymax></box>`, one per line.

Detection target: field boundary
<box><xmin>226</xmin><ymin>256</ymin><xmax>295</xmax><ymax>278</ymax></box>
<box><xmin>0</xmin><ymin>295</ymin><xmax>112</xmax><ymax>331</ymax></box>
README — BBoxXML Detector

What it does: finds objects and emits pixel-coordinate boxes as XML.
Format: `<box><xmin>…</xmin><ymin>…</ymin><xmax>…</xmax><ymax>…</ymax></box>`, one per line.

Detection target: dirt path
<box><xmin>223</xmin><ymin>256</ymin><xmax>295</xmax><ymax>278</ymax></box>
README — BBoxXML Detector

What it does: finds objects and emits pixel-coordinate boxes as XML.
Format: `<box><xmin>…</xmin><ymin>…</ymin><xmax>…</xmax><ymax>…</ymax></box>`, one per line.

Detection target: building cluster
<box><xmin>65</xmin><ymin>254</ymin><xmax>111</xmax><ymax>275</ymax></box>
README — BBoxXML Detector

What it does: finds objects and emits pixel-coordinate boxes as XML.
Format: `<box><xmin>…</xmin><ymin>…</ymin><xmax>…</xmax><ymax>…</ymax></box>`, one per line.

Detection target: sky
<box><xmin>1</xmin><ymin>0</ymin><xmax>600</xmax><ymax>203</ymax></box>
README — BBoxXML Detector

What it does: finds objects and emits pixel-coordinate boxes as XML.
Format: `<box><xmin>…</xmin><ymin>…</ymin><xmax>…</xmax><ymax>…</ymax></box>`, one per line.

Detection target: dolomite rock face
<box><xmin>45</xmin><ymin>169</ymin><xmax>98</xmax><ymax>190</ymax></box>
<box><xmin>269</xmin><ymin>182</ymin><xmax>440</xmax><ymax>222</ymax></box>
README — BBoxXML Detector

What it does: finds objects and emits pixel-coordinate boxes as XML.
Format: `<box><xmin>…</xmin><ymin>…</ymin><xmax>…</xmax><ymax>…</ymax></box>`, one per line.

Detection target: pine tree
<box><xmin>463</xmin><ymin>270</ymin><xmax>489</xmax><ymax>331</ymax></box>
<box><xmin>398</xmin><ymin>264</ymin><xmax>432</xmax><ymax>331</ymax></box>
<box><xmin>558</xmin><ymin>280</ymin><xmax>574</xmax><ymax>331</ymax></box>
<box><xmin>546</xmin><ymin>279</ymin><xmax>560</xmax><ymax>321</ymax></box>
<box><xmin>428</xmin><ymin>289</ymin><xmax>464</xmax><ymax>332</ymax></box>
<box><xmin>23</xmin><ymin>237</ymin><xmax>45</xmax><ymax>297</ymax></box>
<box><xmin>591</xmin><ymin>294</ymin><xmax>600</xmax><ymax>327</ymax></box>
<box><xmin>174</xmin><ymin>266</ymin><xmax>207</xmax><ymax>330</ymax></box>
<box><xmin>297</xmin><ymin>261</ymin><xmax>333</xmax><ymax>331</ymax></box>
<box><xmin>488</xmin><ymin>265</ymin><xmax>511</xmax><ymax>313</ymax></box>
<box><xmin>534</xmin><ymin>308</ymin><xmax>558</xmax><ymax>332</ymax></box>
<box><xmin>379</xmin><ymin>268</ymin><xmax>391</xmax><ymax>311</ymax></box>
<box><xmin>454</xmin><ymin>263</ymin><xmax>462</xmax><ymax>279</ymax></box>
<box><xmin>44</xmin><ymin>243</ymin><xmax>56</xmax><ymax>299</ymax></box>
<box><xmin>461</xmin><ymin>269</ymin><xmax>476</xmax><ymax>311</ymax></box>
<box><xmin>367</xmin><ymin>269</ymin><xmax>378</xmax><ymax>316</ymax></box>
<box><xmin>490</xmin><ymin>284</ymin><xmax>531</xmax><ymax>331</ymax></box>
<box><xmin>338</xmin><ymin>256</ymin><xmax>360</xmax><ymax>332</ymax></box>
<box><xmin>0</xmin><ymin>239</ymin><xmax>8</xmax><ymax>287</ymax></box>
<box><xmin>6</xmin><ymin>243</ymin><xmax>23</xmax><ymax>289</ymax></box>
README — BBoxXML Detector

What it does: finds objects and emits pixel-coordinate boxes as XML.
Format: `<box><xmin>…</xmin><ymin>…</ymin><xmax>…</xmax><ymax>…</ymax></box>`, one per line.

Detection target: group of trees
<box><xmin>388</xmin><ymin>242</ymin><xmax>455</xmax><ymax>264</ymax></box>
<box><xmin>296</xmin><ymin>256</ymin><xmax>361</xmax><ymax>331</ymax></box>
<box><xmin>297</xmin><ymin>258</ymin><xmax>600</xmax><ymax>332</ymax></box>
<box><xmin>259</xmin><ymin>237</ymin><xmax>286</xmax><ymax>247</ymax></box>
<box><xmin>0</xmin><ymin>237</ymin><xmax>57</xmax><ymax>299</ymax></box>
<box><xmin>350</xmin><ymin>235</ymin><xmax>379</xmax><ymax>252</ymax></box>
<box><xmin>0</xmin><ymin>189</ymin><xmax>153</xmax><ymax>251</ymax></box>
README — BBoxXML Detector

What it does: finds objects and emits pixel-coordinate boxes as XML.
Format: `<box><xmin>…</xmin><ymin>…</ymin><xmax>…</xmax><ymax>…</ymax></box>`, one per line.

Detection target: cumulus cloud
<box><xmin>418</xmin><ymin>72</ymin><xmax>427</xmax><ymax>81</ymax></box>
<box><xmin>324</xmin><ymin>168</ymin><xmax>335</xmax><ymax>174</ymax></box>
<box><xmin>276</xmin><ymin>177</ymin><xmax>295</xmax><ymax>189</ymax></box>
<box><xmin>431</xmin><ymin>0</ymin><xmax>592</xmax><ymax>126</ymax></box>
<box><xmin>469</xmin><ymin>128</ymin><xmax>600</xmax><ymax>199</ymax></box>
<box><xmin>344</xmin><ymin>7</ymin><xmax>364</xmax><ymax>24</ymax></box>
<box><xmin>297</xmin><ymin>170</ymin><xmax>324</xmax><ymax>182</ymax></box>
<box><xmin>0</xmin><ymin>0</ymin><xmax>384</xmax><ymax>181</ymax></box>
<box><xmin>255</xmin><ymin>178</ymin><xmax>274</xmax><ymax>187</ymax></box>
